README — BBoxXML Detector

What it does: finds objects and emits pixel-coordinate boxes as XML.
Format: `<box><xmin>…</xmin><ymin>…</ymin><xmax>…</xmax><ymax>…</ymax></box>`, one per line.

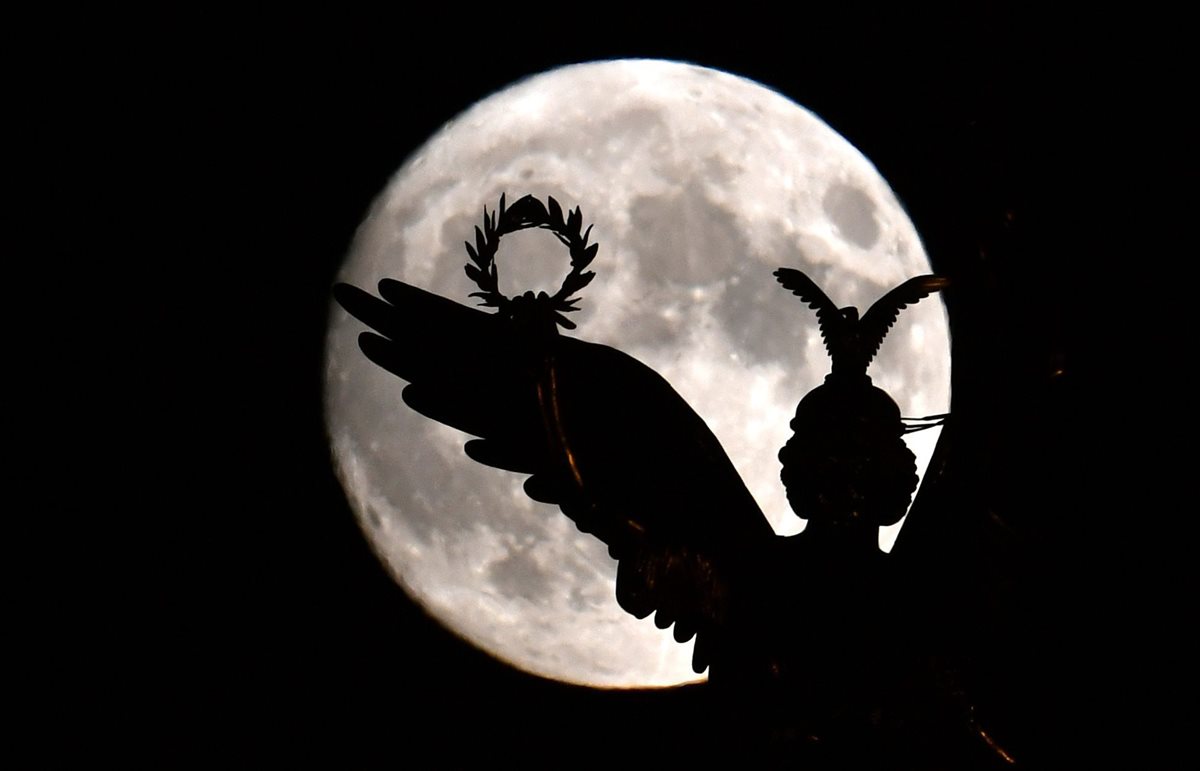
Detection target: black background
<box><xmin>42</xmin><ymin>7</ymin><xmax>1147</xmax><ymax>766</ymax></box>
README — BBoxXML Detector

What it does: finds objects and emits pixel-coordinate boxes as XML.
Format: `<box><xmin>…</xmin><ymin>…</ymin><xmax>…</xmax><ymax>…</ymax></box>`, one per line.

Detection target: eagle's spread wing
<box><xmin>772</xmin><ymin>268</ymin><xmax>844</xmax><ymax>359</ymax></box>
<box><xmin>858</xmin><ymin>275</ymin><xmax>950</xmax><ymax>367</ymax></box>
<box><xmin>334</xmin><ymin>279</ymin><xmax>777</xmax><ymax>674</ymax></box>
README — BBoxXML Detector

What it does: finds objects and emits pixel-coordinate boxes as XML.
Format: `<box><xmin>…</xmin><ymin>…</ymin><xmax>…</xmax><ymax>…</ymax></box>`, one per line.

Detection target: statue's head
<box><xmin>778</xmin><ymin>378</ymin><xmax>916</xmax><ymax>530</ymax></box>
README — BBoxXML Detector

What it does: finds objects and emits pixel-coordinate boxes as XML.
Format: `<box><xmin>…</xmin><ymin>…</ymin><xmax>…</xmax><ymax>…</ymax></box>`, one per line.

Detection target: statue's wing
<box><xmin>334</xmin><ymin>279</ymin><xmax>778</xmax><ymax>674</ymax></box>
<box><xmin>773</xmin><ymin>268</ymin><xmax>844</xmax><ymax>359</ymax></box>
<box><xmin>858</xmin><ymin>275</ymin><xmax>950</xmax><ymax>367</ymax></box>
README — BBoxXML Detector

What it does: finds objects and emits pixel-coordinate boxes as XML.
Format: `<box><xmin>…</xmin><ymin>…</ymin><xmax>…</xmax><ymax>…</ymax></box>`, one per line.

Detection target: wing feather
<box><xmin>858</xmin><ymin>275</ymin><xmax>950</xmax><ymax>366</ymax></box>
<box><xmin>773</xmin><ymin>267</ymin><xmax>844</xmax><ymax>358</ymax></box>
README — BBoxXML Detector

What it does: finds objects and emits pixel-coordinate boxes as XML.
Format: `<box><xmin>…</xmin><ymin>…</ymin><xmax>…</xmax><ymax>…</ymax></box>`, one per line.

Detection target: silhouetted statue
<box><xmin>773</xmin><ymin>268</ymin><xmax>949</xmax><ymax>542</ymax></box>
<box><xmin>334</xmin><ymin>195</ymin><xmax>1011</xmax><ymax>766</ymax></box>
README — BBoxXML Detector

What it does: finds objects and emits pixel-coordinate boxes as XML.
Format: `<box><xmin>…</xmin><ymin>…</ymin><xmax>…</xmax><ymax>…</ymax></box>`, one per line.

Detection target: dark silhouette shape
<box><xmin>775</xmin><ymin>268</ymin><xmax>949</xmax><ymax>379</ymax></box>
<box><xmin>334</xmin><ymin>195</ymin><xmax>1008</xmax><ymax>766</ymax></box>
<box><xmin>462</xmin><ymin>193</ymin><xmax>598</xmax><ymax>332</ymax></box>
<box><xmin>773</xmin><ymin>268</ymin><xmax>949</xmax><ymax>535</ymax></box>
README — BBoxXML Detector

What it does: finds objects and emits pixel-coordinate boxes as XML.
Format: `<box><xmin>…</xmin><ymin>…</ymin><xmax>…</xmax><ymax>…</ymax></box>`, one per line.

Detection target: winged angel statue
<box><xmin>334</xmin><ymin>195</ymin><xmax>1016</xmax><ymax>766</ymax></box>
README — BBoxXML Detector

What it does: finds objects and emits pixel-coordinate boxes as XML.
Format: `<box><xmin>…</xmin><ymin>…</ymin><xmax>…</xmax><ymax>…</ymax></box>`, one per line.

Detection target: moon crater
<box><xmin>823</xmin><ymin>182</ymin><xmax>882</xmax><ymax>249</ymax></box>
<box><xmin>628</xmin><ymin>188</ymin><xmax>748</xmax><ymax>286</ymax></box>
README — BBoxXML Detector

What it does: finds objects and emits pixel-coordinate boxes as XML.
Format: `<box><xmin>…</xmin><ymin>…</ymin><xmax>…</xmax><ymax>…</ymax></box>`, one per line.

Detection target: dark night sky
<box><xmin>44</xmin><ymin>8</ymin><xmax>1151</xmax><ymax>765</ymax></box>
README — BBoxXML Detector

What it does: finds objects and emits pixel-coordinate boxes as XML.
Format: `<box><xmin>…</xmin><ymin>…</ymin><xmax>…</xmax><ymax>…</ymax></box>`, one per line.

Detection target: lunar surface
<box><xmin>325</xmin><ymin>60</ymin><xmax>950</xmax><ymax>687</ymax></box>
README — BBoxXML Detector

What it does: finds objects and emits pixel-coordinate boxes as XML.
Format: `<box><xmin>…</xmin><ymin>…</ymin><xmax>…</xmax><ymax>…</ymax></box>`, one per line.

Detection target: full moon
<box><xmin>325</xmin><ymin>60</ymin><xmax>949</xmax><ymax>688</ymax></box>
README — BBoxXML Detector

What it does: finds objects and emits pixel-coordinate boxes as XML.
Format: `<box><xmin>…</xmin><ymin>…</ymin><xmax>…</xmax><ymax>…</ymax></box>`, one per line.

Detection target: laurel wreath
<box><xmin>463</xmin><ymin>193</ymin><xmax>599</xmax><ymax>330</ymax></box>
